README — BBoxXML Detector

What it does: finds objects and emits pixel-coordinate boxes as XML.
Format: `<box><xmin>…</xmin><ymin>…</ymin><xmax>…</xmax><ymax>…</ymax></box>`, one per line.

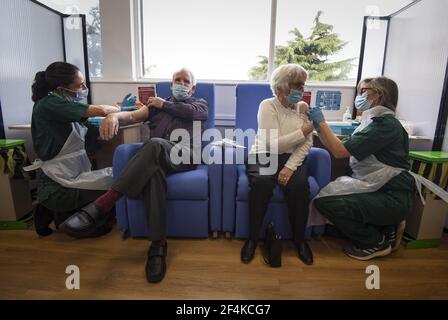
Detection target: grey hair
<box><xmin>173</xmin><ymin>68</ymin><xmax>196</xmax><ymax>85</ymax></box>
<box><xmin>270</xmin><ymin>64</ymin><xmax>308</xmax><ymax>97</ymax></box>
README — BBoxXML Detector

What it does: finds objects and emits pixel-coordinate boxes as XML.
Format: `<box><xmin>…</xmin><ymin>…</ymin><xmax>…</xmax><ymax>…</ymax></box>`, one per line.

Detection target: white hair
<box><xmin>270</xmin><ymin>64</ymin><xmax>308</xmax><ymax>97</ymax></box>
<box><xmin>173</xmin><ymin>68</ymin><xmax>196</xmax><ymax>85</ymax></box>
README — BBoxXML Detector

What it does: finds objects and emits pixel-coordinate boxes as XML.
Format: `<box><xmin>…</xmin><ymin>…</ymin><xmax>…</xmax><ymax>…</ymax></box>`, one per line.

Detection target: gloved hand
<box><xmin>121</xmin><ymin>93</ymin><xmax>137</xmax><ymax>108</ymax></box>
<box><xmin>307</xmin><ymin>107</ymin><xmax>325</xmax><ymax>132</ymax></box>
<box><xmin>120</xmin><ymin>106</ymin><xmax>138</xmax><ymax>112</ymax></box>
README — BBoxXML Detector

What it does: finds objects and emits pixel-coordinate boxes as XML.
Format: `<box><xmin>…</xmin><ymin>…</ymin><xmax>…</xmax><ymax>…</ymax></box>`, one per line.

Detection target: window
<box><xmin>36</xmin><ymin>0</ymin><xmax>103</xmax><ymax>77</ymax></box>
<box><xmin>141</xmin><ymin>0</ymin><xmax>271</xmax><ymax>81</ymax></box>
<box><xmin>140</xmin><ymin>0</ymin><xmax>413</xmax><ymax>82</ymax></box>
<box><xmin>271</xmin><ymin>0</ymin><xmax>414</xmax><ymax>85</ymax></box>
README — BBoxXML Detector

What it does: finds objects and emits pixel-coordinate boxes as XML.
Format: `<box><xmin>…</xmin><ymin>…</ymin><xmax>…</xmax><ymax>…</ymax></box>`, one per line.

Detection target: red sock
<box><xmin>95</xmin><ymin>189</ymin><xmax>123</xmax><ymax>213</ymax></box>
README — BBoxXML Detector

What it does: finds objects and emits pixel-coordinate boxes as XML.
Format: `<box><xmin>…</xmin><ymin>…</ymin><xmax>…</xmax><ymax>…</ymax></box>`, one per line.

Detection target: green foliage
<box><xmin>249</xmin><ymin>11</ymin><xmax>355</xmax><ymax>81</ymax></box>
<box><xmin>87</xmin><ymin>6</ymin><xmax>101</xmax><ymax>35</ymax></box>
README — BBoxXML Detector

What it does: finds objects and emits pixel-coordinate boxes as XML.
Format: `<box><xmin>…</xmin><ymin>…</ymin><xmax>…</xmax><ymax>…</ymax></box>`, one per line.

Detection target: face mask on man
<box><xmin>172</xmin><ymin>84</ymin><xmax>191</xmax><ymax>101</ymax></box>
<box><xmin>354</xmin><ymin>92</ymin><xmax>371</xmax><ymax>112</ymax></box>
<box><xmin>286</xmin><ymin>90</ymin><xmax>303</xmax><ymax>105</ymax></box>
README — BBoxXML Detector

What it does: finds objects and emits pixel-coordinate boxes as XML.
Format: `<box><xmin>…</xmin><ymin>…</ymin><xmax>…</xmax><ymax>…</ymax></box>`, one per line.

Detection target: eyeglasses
<box><xmin>290</xmin><ymin>83</ymin><xmax>305</xmax><ymax>91</ymax></box>
<box><xmin>360</xmin><ymin>87</ymin><xmax>375</xmax><ymax>95</ymax></box>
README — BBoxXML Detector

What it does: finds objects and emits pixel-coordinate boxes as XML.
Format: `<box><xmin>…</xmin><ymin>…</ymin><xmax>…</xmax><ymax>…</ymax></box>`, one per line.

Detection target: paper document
<box><xmin>211</xmin><ymin>138</ymin><xmax>246</xmax><ymax>148</ymax></box>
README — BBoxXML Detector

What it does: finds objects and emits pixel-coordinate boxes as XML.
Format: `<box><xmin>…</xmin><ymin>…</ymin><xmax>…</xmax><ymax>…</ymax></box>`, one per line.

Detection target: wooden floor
<box><xmin>1</xmin><ymin>227</ymin><xmax>447</xmax><ymax>300</ymax></box>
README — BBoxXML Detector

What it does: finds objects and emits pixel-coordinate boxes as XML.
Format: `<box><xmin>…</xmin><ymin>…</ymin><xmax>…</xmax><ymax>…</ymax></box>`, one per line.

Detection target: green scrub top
<box><xmin>315</xmin><ymin>114</ymin><xmax>415</xmax><ymax>230</ymax></box>
<box><xmin>32</xmin><ymin>92</ymin><xmax>89</xmax><ymax>161</ymax></box>
<box><xmin>342</xmin><ymin>114</ymin><xmax>414</xmax><ymax>192</ymax></box>
<box><xmin>32</xmin><ymin>92</ymin><xmax>90</xmax><ymax>213</ymax></box>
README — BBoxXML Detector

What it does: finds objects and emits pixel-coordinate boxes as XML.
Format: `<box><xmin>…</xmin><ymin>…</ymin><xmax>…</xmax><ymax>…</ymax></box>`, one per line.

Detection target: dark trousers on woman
<box><xmin>246</xmin><ymin>153</ymin><xmax>310</xmax><ymax>245</ymax></box>
<box><xmin>112</xmin><ymin>138</ymin><xmax>196</xmax><ymax>241</ymax></box>
<box><xmin>314</xmin><ymin>189</ymin><xmax>414</xmax><ymax>248</ymax></box>
<box><xmin>36</xmin><ymin>169</ymin><xmax>108</xmax><ymax>232</ymax></box>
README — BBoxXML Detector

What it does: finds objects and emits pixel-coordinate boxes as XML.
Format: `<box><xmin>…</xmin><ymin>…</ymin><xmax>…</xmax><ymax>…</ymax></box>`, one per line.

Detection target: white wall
<box><xmin>0</xmin><ymin>0</ymin><xmax>64</xmax><ymax>157</ymax></box>
<box><xmin>99</xmin><ymin>0</ymin><xmax>135</xmax><ymax>80</ymax></box>
<box><xmin>384</xmin><ymin>0</ymin><xmax>448</xmax><ymax>151</ymax></box>
<box><xmin>64</xmin><ymin>16</ymin><xmax>87</xmax><ymax>80</ymax></box>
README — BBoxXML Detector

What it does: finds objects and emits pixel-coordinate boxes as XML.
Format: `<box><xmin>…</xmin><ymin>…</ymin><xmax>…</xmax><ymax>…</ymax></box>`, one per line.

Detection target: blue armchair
<box><xmin>222</xmin><ymin>83</ymin><xmax>331</xmax><ymax>239</ymax></box>
<box><xmin>113</xmin><ymin>82</ymin><xmax>222</xmax><ymax>238</ymax></box>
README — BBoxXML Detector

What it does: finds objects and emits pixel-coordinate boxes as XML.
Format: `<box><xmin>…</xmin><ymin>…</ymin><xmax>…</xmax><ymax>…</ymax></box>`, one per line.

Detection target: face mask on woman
<box><xmin>63</xmin><ymin>87</ymin><xmax>89</xmax><ymax>102</ymax></box>
<box><xmin>286</xmin><ymin>90</ymin><xmax>303</xmax><ymax>104</ymax></box>
<box><xmin>354</xmin><ymin>92</ymin><xmax>371</xmax><ymax>112</ymax></box>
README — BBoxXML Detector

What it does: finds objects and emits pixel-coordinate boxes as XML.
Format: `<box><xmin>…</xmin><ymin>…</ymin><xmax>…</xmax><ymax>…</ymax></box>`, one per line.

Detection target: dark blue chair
<box><xmin>222</xmin><ymin>83</ymin><xmax>331</xmax><ymax>239</ymax></box>
<box><xmin>113</xmin><ymin>82</ymin><xmax>222</xmax><ymax>238</ymax></box>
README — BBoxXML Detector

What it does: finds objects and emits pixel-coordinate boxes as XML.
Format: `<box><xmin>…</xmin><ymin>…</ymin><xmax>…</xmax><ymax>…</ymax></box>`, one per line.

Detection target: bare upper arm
<box><xmin>126</xmin><ymin>106</ymin><xmax>149</xmax><ymax>124</ymax></box>
<box><xmin>298</xmin><ymin>101</ymin><xmax>309</xmax><ymax>114</ymax></box>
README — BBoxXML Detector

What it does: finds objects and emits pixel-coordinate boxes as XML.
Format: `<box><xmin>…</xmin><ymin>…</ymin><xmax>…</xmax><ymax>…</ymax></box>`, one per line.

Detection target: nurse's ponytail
<box><xmin>31</xmin><ymin>62</ymin><xmax>80</xmax><ymax>102</ymax></box>
<box><xmin>32</xmin><ymin>71</ymin><xmax>50</xmax><ymax>102</ymax></box>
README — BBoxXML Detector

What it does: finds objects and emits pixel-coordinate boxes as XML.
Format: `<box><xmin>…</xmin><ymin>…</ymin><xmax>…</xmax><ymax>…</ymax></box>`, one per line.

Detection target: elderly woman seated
<box><xmin>241</xmin><ymin>63</ymin><xmax>315</xmax><ymax>265</ymax></box>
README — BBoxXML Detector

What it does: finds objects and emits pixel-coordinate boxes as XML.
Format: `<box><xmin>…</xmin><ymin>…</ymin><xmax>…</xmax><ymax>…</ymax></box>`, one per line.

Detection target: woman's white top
<box><xmin>249</xmin><ymin>97</ymin><xmax>313</xmax><ymax>171</ymax></box>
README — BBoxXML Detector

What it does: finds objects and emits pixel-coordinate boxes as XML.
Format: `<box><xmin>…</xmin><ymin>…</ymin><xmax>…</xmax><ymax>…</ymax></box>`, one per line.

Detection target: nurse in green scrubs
<box><xmin>31</xmin><ymin>62</ymin><xmax>120</xmax><ymax>237</ymax></box>
<box><xmin>307</xmin><ymin>77</ymin><xmax>415</xmax><ymax>261</ymax></box>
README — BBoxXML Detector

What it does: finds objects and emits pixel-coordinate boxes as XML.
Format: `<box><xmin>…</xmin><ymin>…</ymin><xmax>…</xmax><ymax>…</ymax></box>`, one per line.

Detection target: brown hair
<box><xmin>32</xmin><ymin>62</ymin><xmax>80</xmax><ymax>102</ymax></box>
<box><xmin>358</xmin><ymin>77</ymin><xmax>399</xmax><ymax>111</ymax></box>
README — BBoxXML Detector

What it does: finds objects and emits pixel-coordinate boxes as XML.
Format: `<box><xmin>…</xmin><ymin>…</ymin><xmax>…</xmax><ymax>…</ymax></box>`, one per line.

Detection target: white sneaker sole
<box><xmin>345</xmin><ymin>245</ymin><xmax>392</xmax><ymax>261</ymax></box>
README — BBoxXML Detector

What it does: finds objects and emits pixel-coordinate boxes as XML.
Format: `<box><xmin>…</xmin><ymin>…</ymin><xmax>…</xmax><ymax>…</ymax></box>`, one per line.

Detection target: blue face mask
<box><xmin>75</xmin><ymin>88</ymin><xmax>89</xmax><ymax>102</ymax></box>
<box><xmin>286</xmin><ymin>90</ymin><xmax>303</xmax><ymax>105</ymax></box>
<box><xmin>354</xmin><ymin>93</ymin><xmax>371</xmax><ymax>112</ymax></box>
<box><xmin>64</xmin><ymin>87</ymin><xmax>89</xmax><ymax>102</ymax></box>
<box><xmin>172</xmin><ymin>84</ymin><xmax>191</xmax><ymax>101</ymax></box>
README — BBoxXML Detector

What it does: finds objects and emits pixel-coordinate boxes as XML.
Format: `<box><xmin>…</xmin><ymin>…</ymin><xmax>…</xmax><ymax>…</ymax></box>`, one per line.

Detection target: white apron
<box><xmin>25</xmin><ymin>122</ymin><xmax>113</xmax><ymax>190</ymax></box>
<box><xmin>307</xmin><ymin>106</ymin><xmax>448</xmax><ymax>227</ymax></box>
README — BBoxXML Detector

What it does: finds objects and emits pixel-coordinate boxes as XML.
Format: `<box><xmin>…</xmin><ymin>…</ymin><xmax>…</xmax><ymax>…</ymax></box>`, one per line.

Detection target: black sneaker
<box><xmin>344</xmin><ymin>237</ymin><xmax>392</xmax><ymax>261</ymax></box>
<box><xmin>385</xmin><ymin>221</ymin><xmax>406</xmax><ymax>252</ymax></box>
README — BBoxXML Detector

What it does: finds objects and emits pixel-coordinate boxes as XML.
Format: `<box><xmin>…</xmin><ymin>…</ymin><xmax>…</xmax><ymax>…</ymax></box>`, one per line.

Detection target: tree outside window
<box><xmin>249</xmin><ymin>11</ymin><xmax>355</xmax><ymax>82</ymax></box>
<box><xmin>86</xmin><ymin>4</ymin><xmax>103</xmax><ymax>78</ymax></box>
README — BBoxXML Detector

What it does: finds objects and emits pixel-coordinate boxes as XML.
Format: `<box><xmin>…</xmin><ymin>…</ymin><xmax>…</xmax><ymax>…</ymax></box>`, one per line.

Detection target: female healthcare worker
<box><xmin>307</xmin><ymin>77</ymin><xmax>419</xmax><ymax>261</ymax></box>
<box><xmin>30</xmin><ymin>62</ymin><xmax>122</xmax><ymax>238</ymax></box>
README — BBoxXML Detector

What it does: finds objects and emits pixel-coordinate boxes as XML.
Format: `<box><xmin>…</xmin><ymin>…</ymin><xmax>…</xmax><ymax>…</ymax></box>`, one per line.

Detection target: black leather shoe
<box><xmin>146</xmin><ymin>242</ymin><xmax>167</xmax><ymax>283</ymax></box>
<box><xmin>241</xmin><ymin>240</ymin><xmax>258</xmax><ymax>263</ymax></box>
<box><xmin>58</xmin><ymin>202</ymin><xmax>109</xmax><ymax>238</ymax></box>
<box><xmin>298</xmin><ymin>241</ymin><xmax>314</xmax><ymax>265</ymax></box>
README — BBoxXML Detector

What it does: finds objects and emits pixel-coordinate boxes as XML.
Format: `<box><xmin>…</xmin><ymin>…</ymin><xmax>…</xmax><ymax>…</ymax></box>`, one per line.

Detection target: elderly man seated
<box><xmin>59</xmin><ymin>68</ymin><xmax>208</xmax><ymax>283</ymax></box>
